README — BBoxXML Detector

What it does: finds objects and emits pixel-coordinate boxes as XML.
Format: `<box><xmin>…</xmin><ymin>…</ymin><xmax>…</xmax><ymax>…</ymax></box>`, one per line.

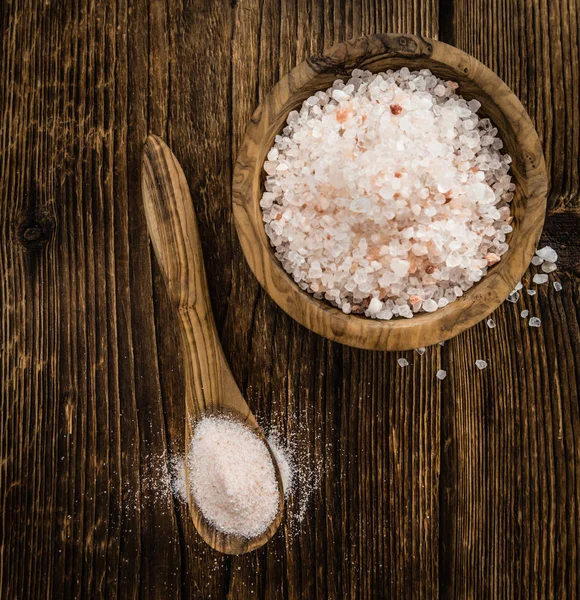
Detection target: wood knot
<box><xmin>17</xmin><ymin>214</ymin><xmax>54</xmax><ymax>249</ymax></box>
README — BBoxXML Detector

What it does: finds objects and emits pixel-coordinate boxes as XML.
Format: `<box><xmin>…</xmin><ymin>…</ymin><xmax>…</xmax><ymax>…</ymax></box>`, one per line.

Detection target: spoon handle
<box><xmin>141</xmin><ymin>135</ymin><xmax>241</xmax><ymax>419</ymax></box>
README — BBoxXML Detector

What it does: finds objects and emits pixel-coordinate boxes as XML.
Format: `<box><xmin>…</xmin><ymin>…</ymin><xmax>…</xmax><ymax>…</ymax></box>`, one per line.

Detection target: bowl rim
<box><xmin>232</xmin><ymin>33</ymin><xmax>548</xmax><ymax>351</ymax></box>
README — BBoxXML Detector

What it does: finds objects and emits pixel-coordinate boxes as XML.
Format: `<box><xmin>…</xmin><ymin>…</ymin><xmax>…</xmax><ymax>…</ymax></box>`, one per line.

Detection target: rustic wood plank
<box><xmin>226</xmin><ymin>1</ymin><xmax>440</xmax><ymax>597</ymax></box>
<box><xmin>439</xmin><ymin>2</ymin><xmax>580</xmax><ymax>597</ymax></box>
<box><xmin>1</xmin><ymin>0</ymin><xmax>578</xmax><ymax>599</ymax></box>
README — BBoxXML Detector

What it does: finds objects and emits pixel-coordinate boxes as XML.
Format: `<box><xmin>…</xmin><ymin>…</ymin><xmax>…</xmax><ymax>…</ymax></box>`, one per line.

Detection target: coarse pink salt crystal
<box><xmin>261</xmin><ymin>69</ymin><xmax>513</xmax><ymax>321</ymax></box>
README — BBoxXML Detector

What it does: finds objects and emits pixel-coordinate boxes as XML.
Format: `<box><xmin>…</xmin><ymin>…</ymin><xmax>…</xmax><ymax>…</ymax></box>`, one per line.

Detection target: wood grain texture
<box><xmin>0</xmin><ymin>1</ymin><xmax>578</xmax><ymax>600</ymax></box>
<box><xmin>232</xmin><ymin>33</ymin><xmax>547</xmax><ymax>351</ymax></box>
<box><xmin>141</xmin><ymin>135</ymin><xmax>284</xmax><ymax>554</ymax></box>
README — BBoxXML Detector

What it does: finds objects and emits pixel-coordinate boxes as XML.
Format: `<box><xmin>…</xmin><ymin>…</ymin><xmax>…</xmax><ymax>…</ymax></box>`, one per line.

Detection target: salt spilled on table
<box><xmin>188</xmin><ymin>416</ymin><xmax>280</xmax><ymax>538</ymax></box>
<box><xmin>262</xmin><ymin>68</ymin><xmax>514</xmax><ymax>320</ymax></box>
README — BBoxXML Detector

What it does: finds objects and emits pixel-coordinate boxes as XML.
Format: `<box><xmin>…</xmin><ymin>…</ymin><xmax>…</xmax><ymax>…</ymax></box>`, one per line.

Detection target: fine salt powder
<box><xmin>188</xmin><ymin>416</ymin><xmax>280</xmax><ymax>538</ymax></box>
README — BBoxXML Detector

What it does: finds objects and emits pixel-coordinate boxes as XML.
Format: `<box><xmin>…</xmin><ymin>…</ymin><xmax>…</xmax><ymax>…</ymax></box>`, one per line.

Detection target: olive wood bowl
<box><xmin>233</xmin><ymin>33</ymin><xmax>548</xmax><ymax>351</ymax></box>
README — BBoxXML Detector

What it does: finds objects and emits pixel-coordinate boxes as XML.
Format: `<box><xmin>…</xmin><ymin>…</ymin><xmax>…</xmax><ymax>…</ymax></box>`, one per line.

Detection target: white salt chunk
<box><xmin>535</xmin><ymin>246</ymin><xmax>558</xmax><ymax>263</ymax></box>
<box><xmin>475</xmin><ymin>359</ymin><xmax>488</xmax><ymax>370</ymax></box>
<box><xmin>527</xmin><ymin>289</ymin><xmax>537</xmax><ymax>296</ymax></box>
<box><xmin>397</xmin><ymin>358</ymin><xmax>409</xmax><ymax>367</ymax></box>
<box><xmin>506</xmin><ymin>291</ymin><xmax>519</xmax><ymax>303</ymax></box>
<box><xmin>521</xmin><ymin>309</ymin><xmax>529</xmax><ymax>318</ymax></box>
<box><xmin>415</xmin><ymin>347</ymin><xmax>426</xmax><ymax>355</ymax></box>
<box><xmin>531</xmin><ymin>256</ymin><xmax>543</xmax><ymax>266</ymax></box>
<box><xmin>529</xmin><ymin>317</ymin><xmax>541</xmax><ymax>327</ymax></box>
<box><xmin>436</xmin><ymin>369</ymin><xmax>447</xmax><ymax>380</ymax></box>
<box><xmin>541</xmin><ymin>261</ymin><xmax>557</xmax><ymax>273</ymax></box>
<box><xmin>487</xmin><ymin>318</ymin><xmax>496</xmax><ymax>328</ymax></box>
<box><xmin>533</xmin><ymin>274</ymin><xmax>549</xmax><ymax>284</ymax></box>
<box><xmin>553</xmin><ymin>281</ymin><xmax>562</xmax><ymax>291</ymax></box>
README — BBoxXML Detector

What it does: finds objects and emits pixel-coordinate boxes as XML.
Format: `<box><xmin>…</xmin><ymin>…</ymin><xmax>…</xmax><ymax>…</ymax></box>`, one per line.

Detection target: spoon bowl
<box><xmin>142</xmin><ymin>135</ymin><xmax>284</xmax><ymax>554</ymax></box>
<box><xmin>232</xmin><ymin>33</ymin><xmax>548</xmax><ymax>350</ymax></box>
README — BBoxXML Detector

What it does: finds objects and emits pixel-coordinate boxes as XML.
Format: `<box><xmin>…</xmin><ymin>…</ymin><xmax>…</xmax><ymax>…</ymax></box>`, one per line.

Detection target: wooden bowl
<box><xmin>233</xmin><ymin>34</ymin><xmax>548</xmax><ymax>351</ymax></box>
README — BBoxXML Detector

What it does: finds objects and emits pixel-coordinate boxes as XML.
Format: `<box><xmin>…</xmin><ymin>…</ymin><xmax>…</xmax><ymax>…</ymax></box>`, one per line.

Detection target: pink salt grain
<box><xmin>188</xmin><ymin>416</ymin><xmax>279</xmax><ymax>538</ymax></box>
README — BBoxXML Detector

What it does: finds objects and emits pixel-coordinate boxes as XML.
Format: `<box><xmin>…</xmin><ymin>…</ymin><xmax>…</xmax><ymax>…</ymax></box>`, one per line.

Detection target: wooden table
<box><xmin>1</xmin><ymin>1</ymin><xmax>578</xmax><ymax>598</ymax></box>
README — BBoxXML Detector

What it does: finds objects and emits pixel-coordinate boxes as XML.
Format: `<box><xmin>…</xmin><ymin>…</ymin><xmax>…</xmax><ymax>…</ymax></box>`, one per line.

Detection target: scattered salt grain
<box><xmin>397</xmin><ymin>358</ymin><xmax>409</xmax><ymax>367</ymax></box>
<box><xmin>515</xmin><ymin>282</ymin><xmax>523</xmax><ymax>291</ymax></box>
<box><xmin>506</xmin><ymin>291</ymin><xmax>519</xmax><ymax>303</ymax></box>
<box><xmin>475</xmin><ymin>359</ymin><xmax>488</xmax><ymax>370</ymax></box>
<box><xmin>262</xmin><ymin>68</ymin><xmax>513</xmax><ymax>320</ymax></box>
<box><xmin>541</xmin><ymin>261</ymin><xmax>557</xmax><ymax>273</ymax></box>
<box><xmin>188</xmin><ymin>416</ymin><xmax>280</xmax><ymax>538</ymax></box>
<box><xmin>535</xmin><ymin>246</ymin><xmax>558</xmax><ymax>263</ymax></box>
<box><xmin>531</xmin><ymin>256</ymin><xmax>543</xmax><ymax>266</ymax></box>
<box><xmin>529</xmin><ymin>317</ymin><xmax>541</xmax><ymax>327</ymax></box>
<box><xmin>436</xmin><ymin>369</ymin><xmax>447</xmax><ymax>380</ymax></box>
<box><xmin>487</xmin><ymin>318</ymin><xmax>496</xmax><ymax>328</ymax></box>
<box><xmin>267</xmin><ymin>433</ymin><xmax>294</xmax><ymax>499</ymax></box>
<box><xmin>533</xmin><ymin>274</ymin><xmax>549</xmax><ymax>285</ymax></box>
<box><xmin>553</xmin><ymin>281</ymin><xmax>562</xmax><ymax>291</ymax></box>
<box><xmin>415</xmin><ymin>347</ymin><xmax>426</xmax><ymax>355</ymax></box>
<box><xmin>521</xmin><ymin>309</ymin><xmax>529</xmax><ymax>318</ymax></box>
<box><xmin>527</xmin><ymin>289</ymin><xmax>537</xmax><ymax>296</ymax></box>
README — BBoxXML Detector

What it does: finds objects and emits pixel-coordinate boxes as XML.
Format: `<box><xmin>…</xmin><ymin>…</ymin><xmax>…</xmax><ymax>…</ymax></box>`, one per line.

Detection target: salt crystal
<box><xmin>515</xmin><ymin>282</ymin><xmax>523</xmax><ymax>291</ymax></box>
<box><xmin>553</xmin><ymin>281</ymin><xmax>562</xmax><ymax>291</ymax></box>
<box><xmin>533</xmin><ymin>274</ymin><xmax>549</xmax><ymax>284</ymax></box>
<box><xmin>397</xmin><ymin>358</ymin><xmax>409</xmax><ymax>367</ymax></box>
<box><xmin>487</xmin><ymin>318</ymin><xmax>496</xmax><ymax>328</ymax></box>
<box><xmin>521</xmin><ymin>309</ymin><xmax>529</xmax><ymax>318</ymax></box>
<box><xmin>506</xmin><ymin>291</ymin><xmax>519</xmax><ymax>303</ymax></box>
<box><xmin>531</xmin><ymin>256</ymin><xmax>543</xmax><ymax>266</ymax></box>
<box><xmin>475</xmin><ymin>359</ymin><xmax>488</xmax><ymax>370</ymax></box>
<box><xmin>415</xmin><ymin>347</ymin><xmax>426</xmax><ymax>355</ymax></box>
<box><xmin>527</xmin><ymin>289</ymin><xmax>537</xmax><ymax>296</ymax></box>
<box><xmin>436</xmin><ymin>369</ymin><xmax>447</xmax><ymax>380</ymax></box>
<box><xmin>529</xmin><ymin>317</ymin><xmax>541</xmax><ymax>327</ymax></box>
<box><xmin>541</xmin><ymin>261</ymin><xmax>557</xmax><ymax>273</ymax></box>
<box><xmin>423</xmin><ymin>299</ymin><xmax>438</xmax><ymax>312</ymax></box>
<box><xmin>535</xmin><ymin>246</ymin><xmax>558</xmax><ymax>263</ymax></box>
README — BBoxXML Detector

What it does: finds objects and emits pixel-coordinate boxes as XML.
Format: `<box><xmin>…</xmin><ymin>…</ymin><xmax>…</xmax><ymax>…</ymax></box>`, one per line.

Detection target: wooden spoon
<box><xmin>141</xmin><ymin>135</ymin><xmax>284</xmax><ymax>554</ymax></box>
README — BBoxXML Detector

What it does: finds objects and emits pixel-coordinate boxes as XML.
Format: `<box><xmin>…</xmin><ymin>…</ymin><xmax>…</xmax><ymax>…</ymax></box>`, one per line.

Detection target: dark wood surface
<box><xmin>0</xmin><ymin>0</ymin><xmax>578</xmax><ymax>598</ymax></box>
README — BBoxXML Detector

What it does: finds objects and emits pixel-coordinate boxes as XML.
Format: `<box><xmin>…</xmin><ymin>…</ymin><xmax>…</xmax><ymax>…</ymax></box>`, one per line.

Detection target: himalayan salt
<box><xmin>188</xmin><ymin>416</ymin><xmax>279</xmax><ymax>538</ymax></box>
<box><xmin>262</xmin><ymin>68</ymin><xmax>513</xmax><ymax>320</ymax></box>
<box><xmin>536</xmin><ymin>246</ymin><xmax>558</xmax><ymax>263</ymax></box>
<box><xmin>541</xmin><ymin>261</ymin><xmax>557</xmax><ymax>273</ymax></box>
